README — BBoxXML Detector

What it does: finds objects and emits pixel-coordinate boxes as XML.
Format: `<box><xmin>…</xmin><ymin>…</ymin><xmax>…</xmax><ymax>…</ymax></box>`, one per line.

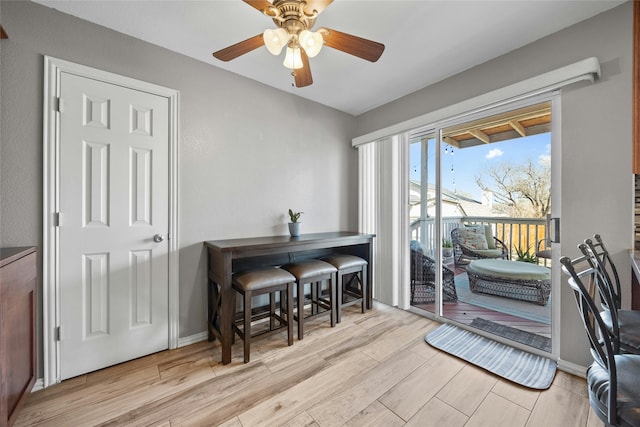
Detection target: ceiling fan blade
<box><xmin>318</xmin><ymin>27</ymin><xmax>385</xmax><ymax>62</ymax></box>
<box><xmin>295</xmin><ymin>49</ymin><xmax>313</xmax><ymax>88</ymax></box>
<box><xmin>212</xmin><ymin>34</ymin><xmax>265</xmax><ymax>62</ymax></box>
<box><xmin>242</xmin><ymin>0</ymin><xmax>277</xmax><ymax>16</ymax></box>
<box><xmin>303</xmin><ymin>0</ymin><xmax>333</xmax><ymax>15</ymax></box>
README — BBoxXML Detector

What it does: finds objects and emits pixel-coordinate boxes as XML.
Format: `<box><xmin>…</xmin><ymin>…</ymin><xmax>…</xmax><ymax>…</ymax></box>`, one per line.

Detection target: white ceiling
<box><xmin>33</xmin><ymin>0</ymin><xmax>625</xmax><ymax>115</ymax></box>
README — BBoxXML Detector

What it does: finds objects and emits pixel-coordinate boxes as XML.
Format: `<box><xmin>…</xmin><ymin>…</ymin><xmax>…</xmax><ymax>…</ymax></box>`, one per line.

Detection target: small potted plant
<box><xmin>442</xmin><ymin>238</ymin><xmax>453</xmax><ymax>258</ymax></box>
<box><xmin>288</xmin><ymin>209</ymin><xmax>303</xmax><ymax>237</ymax></box>
<box><xmin>515</xmin><ymin>245</ymin><xmax>538</xmax><ymax>263</ymax></box>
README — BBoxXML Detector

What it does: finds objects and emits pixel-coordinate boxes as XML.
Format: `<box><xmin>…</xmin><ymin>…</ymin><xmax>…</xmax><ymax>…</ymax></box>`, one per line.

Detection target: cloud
<box><xmin>485</xmin><ymin>148</ymin><xmax>503</xmax><ymax>159</ymax></box>
<box><xmin>539</xmin><ymin>153</ymin><xmax>551</xmax><ymax>165</ymax></box>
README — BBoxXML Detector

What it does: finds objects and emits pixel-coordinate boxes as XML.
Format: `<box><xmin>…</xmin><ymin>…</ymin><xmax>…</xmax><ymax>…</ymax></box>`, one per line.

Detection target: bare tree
<box><xmin>475</xmin><ymin>156</ymin><xmax>550</xmax><ymax>218</ymax></box>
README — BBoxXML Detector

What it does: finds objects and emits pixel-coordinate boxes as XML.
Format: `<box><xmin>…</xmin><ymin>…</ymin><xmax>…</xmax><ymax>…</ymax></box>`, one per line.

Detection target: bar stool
<box><xmin>232</xmin><ymin>267</ymin><xmax>296</xmax><ymax>363</ymax></box>
<box><xmin>281</xmin><ymin>259</ymin><xmax>337</xmax><ymax>340</ymax></box>
<box><xmin>323</xmin><ymin>254</ymin><xmax>367</xmax><ymax>323</ymax></box>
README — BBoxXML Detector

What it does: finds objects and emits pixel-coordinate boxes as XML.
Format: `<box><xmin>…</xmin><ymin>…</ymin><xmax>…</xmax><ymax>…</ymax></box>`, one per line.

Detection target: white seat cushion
<box><xmin>467</xmin><ymin>259</ymin><xmax>550</xmax><ymax>281</ymax></box>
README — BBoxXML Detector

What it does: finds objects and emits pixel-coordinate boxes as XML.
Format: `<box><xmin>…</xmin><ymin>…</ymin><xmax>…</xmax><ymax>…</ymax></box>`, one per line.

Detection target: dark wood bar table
<box><xmin>205</xmin><ymin>232</ymin><xmax>375</xmax><ymax>364</ymax></box>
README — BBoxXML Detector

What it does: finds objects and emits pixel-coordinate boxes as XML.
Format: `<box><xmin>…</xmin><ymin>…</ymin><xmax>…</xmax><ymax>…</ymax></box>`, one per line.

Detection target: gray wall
<box><xmin>0</xmin><ymin>1</ymin><xmax>357</xmax><ymax>375</ymax></box>
<box><xmin>356</xmin><ymin>2</ymin><xmax>634</xmax><ymax>367</ymax></box>
<box><xmin>1</xmin><ymin>0</ymin><xmax>635</xmax><ymax>374</ymax></box>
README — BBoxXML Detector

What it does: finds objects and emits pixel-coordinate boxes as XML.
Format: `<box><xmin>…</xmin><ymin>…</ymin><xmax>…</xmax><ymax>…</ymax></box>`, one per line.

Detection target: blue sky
<box><xmin>410</xmin><ymin>133</ymin><xmax>551</xmax><ymax>200</ymax></box>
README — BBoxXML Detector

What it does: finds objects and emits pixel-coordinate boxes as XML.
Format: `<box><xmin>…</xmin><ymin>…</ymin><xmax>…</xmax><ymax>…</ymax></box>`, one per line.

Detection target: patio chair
<box><xmin>535</xmin><ymin>214</ymin><xmax>552</xmax><ymax>260</ymax></box>
<box><xmin>410</xmin><ymin>241</ymin><xmax>457</xmax><ymax>304</ymax></box>
<box><xmin>560</xmin><ymin>254</ymin><xmax>640</xmax><ymax>427</ymax></box>
<box><xmin>535</xmin><ymin>238</ymin><xmax>552</xmax><ymax>260</ymax></box>
<box><xmin>451</xmin><ymin>225</ymin><xmax>509</xmax><ymax>266</ymax></box>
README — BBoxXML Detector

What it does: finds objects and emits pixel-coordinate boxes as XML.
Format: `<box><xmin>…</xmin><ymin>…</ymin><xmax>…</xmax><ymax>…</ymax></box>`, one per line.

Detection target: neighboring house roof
<box><xmin>409</xmin><ymin>180</ymin><xmax>501</xmax><ymax>218</ymax></box>
<box><xmin>456</xmin><ymin>198</ymin><xmax>499</xmax><ymax>217</ymax></box>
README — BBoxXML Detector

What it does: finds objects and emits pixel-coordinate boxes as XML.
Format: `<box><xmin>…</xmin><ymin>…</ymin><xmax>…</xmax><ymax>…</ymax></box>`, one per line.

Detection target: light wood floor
<box><xmin>16</xmin><ymin>302</ymin><xmax>601</xmax><ymax>427</ymax></box>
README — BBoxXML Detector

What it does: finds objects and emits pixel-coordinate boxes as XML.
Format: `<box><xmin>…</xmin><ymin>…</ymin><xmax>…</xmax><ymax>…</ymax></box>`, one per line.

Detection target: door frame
<box><xmin>42</xmin><ymin>56</ymin><xmax>180</xmax><ymax>387</ymax></box>
<box><xmin>406</xmin><ymin>91</ymin><xmax>560</xmax><ymax>359</ymax></box>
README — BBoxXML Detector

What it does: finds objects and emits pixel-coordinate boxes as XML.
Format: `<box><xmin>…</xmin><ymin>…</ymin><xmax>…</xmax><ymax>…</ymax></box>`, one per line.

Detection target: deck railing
<box><xmin>410</xmin><ymin>216</ymin><xmax>547</xmax><ymax>264</ymax></box>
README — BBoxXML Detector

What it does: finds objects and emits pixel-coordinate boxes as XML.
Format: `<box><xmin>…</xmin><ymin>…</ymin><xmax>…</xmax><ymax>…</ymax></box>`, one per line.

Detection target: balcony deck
<box><xmin>410</xmin><ymin>216</ymin><xmax>553</xmax><ymax>352</ymax></box>
<box><xmin>412</xmin><ymin>301</ymin><xmax>551</xmax><ymax>340</ymax></box>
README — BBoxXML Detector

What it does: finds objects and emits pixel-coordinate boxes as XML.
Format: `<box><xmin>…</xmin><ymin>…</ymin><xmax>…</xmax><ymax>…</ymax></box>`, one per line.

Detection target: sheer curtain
<box><xmin>357</xmin><ymin>134</ymin><xmax>410</xmax><ymax>308</ymax></box>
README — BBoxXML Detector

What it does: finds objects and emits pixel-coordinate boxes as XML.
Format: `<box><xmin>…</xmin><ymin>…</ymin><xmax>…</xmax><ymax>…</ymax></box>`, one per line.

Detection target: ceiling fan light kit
<box><xmin>263</xmin><ymin>27</ymin><xmax>289</xmax><ymax>54</ymax></box>
<box><xmin>283</xmin><ymin>46</ymin><xmax>303</xmax><ymax>69</ymax></box>
<box><xmin>212</xmin><ymin>0</ymin><xmax>385</xmax><ymax>88</ymax></box>
<box><xmin>298</xmin><ymin>29</ymin><xmax>323</xmax><ymax>57</ymax></box>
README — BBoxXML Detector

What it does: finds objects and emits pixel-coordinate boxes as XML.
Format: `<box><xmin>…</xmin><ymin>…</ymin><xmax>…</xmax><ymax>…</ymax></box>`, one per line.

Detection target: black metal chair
<box><xmin>560</xmin><ymin>253</ymin><xmax>640</xmax><ymax>427</ymax></box>
<box><xmin>410</xmin><ymin>241</ymin><xmax>457</xmax><ymax>304</ymax></box>
<box><xmin>583</xmin><ymin>235</ymin><xmax>640</xmax><ymax>355</ymax></box>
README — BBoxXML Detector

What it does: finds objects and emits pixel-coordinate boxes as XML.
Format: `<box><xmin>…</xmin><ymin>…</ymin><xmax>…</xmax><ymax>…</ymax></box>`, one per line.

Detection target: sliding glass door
<box><xmin>409</xmin><ymin>134</ymin><xmax>437</xmax><ymax>314</ymax></box>
<box><xmin>409</xmin><ymin>99</ymin><xmax>554</xmax><ymax>353</ymax></box>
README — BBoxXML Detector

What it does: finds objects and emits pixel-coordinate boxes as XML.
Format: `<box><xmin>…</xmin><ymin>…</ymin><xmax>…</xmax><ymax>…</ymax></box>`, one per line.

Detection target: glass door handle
<box><xmin>549</xmin><ymin>218</ymin><xmax>560</xmax><ymax>244</ymax></box>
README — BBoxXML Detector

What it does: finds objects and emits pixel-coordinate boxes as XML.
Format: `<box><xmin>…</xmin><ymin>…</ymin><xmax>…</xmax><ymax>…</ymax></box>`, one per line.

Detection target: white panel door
<box><xmin>58</xmin><ymin>71</ymin><xmax>169</xmax><ymax>379</ymax></box>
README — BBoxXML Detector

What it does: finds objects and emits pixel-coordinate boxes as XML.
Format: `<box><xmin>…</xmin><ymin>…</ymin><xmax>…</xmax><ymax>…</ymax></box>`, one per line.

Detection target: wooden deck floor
<box><xmin>413</xmin><ymin>263</ymin><xmax>552</xmax><ymax>344</ymax></box>
<box><xmin>411</xmin><ymin>301</ymin><xmax>551</xmax><ymax>340</ymax></box>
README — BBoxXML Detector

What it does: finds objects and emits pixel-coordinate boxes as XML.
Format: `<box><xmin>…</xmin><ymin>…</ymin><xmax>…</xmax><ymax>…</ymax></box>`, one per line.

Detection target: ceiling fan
<box><xmin>212</xmin><ymin>0</ymin><xmax>385</xmax><ymax>88</ymax></box>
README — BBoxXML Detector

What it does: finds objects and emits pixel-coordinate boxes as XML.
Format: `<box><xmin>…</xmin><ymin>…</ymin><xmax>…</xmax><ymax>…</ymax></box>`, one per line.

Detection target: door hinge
<box><xmin>54</xmin><ymin>212</ymin><xmax>62</xmax><ymax>227</ymax></box>
<box><xmin>53</xmin><ymin>96</ymin><xmax>65</xmax><ymax>113</ymax></box>
<box><xmin>54</xmin><ymin>326</ymin><xmax>61</xmax><ymax>341</ymax></box>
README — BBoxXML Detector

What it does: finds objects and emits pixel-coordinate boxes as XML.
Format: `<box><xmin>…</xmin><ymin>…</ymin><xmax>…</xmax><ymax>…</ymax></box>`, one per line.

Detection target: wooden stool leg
<box><xmin>231</xmin><ymin>290</ymin><xmax>237</xmax><ymax>345</ymax></box>
<box><xmin>297</xmin><ymin>281</ymin><xmax>304</xmax><ymax>340</ymax></box>
<box><xmin>287</xmin><ymin>284</ymin><xmax>294</xmax><ymax>346</ymax></box>
<box><xmin>269</xmin><ymin>292</ymin><xmax>276</xmax><ymax>330</ymax></box>
<box><xmin>311</xmin><ymin>281</ymin><xmax>318</xmax><ymax>315</ymax></box>
<box><xmin>279</xmin><ymin>289</ymin><xmax>285</xmax><ymax>330</ymax></box>
<box><xmin>244</xmin><ymin>291</ymin><xmax>252</xmax><ymax>363</ymax></box>
<box><xmin>336</xmin><ymin>271</ymin><xmax>343</xmax><ymax>324</ymax></box>
<box><xmin>361</xmin><ymin>268</ymin><xmax>367</xmax><ymax>314</ymax></box>
<box><xmin>330</xmin><ymin>273</ymin><xmax>336</xmax><ymax>327</ymax></box>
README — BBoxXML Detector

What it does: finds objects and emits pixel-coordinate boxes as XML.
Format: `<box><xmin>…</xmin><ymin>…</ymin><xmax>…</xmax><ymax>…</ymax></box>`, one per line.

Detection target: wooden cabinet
<box><xmin>633</xmin><ymin>0</ymin><xmax>639</xmax><ymax>172</ymax></box>
<box><xmin>0</xmin><ymin>247</ymin><xmax>36</xmax><ymax>427</ymax></box>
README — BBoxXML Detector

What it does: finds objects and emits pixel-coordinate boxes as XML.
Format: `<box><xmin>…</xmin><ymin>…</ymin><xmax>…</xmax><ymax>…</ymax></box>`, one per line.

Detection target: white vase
<box><xmin>288</xmin><ymin>222</ymin><xmax>301</xmax><ymax>237</ymax></box>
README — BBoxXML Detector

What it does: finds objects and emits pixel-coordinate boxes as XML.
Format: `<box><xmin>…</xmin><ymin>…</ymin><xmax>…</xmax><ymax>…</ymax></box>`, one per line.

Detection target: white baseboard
<box><xmin>32</xmin><ymin>333</ymin><xmax>209</xmax><ymax>392</ymax></box>
<box><xmin>557</xmin><ymin>358</ymin><xmax>588</xmax><ymax>378</ymax></box>
<box><xmin>31</xmin><ymin>378</ymin><xmax>45</xmax><ymax>392</ymax></box>
<box><xmin>177</xmin><ymin>331</ymin><xmax>208</xmax><ymax>347</ymax></box>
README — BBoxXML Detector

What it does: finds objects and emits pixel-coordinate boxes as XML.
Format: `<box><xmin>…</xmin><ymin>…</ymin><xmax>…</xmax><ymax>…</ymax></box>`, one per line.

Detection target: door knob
<box><xmin>153</xmin><ymin>234</ymin><xmax>165</xmax><ymax>243</ymax></box>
